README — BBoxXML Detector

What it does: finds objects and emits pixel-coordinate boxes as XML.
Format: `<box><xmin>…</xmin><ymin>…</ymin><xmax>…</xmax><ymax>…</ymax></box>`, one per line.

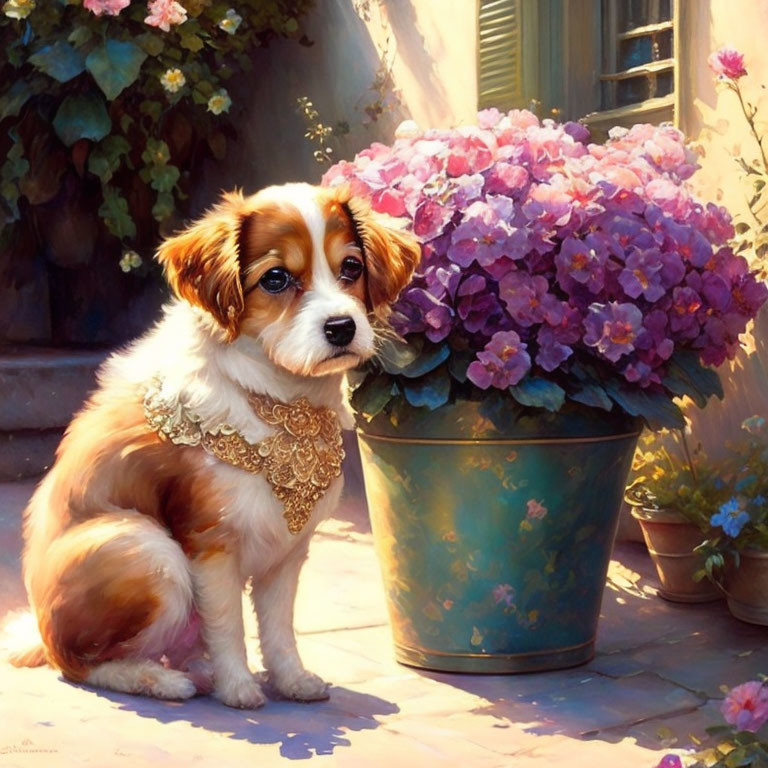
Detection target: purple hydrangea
<box><xmin>322</xmin><ymin>112</ymin><xmax>768</xmax><ymax>402</ymax></box>
<box><xmin>584</xmin><ymin>302</ymin><xmax>644</xmax><ymax>362</ymax></box>
<box><xmin>467</xmin><ymin>330</ymin><xmax>531</xmax><ymax>389</ymax></box>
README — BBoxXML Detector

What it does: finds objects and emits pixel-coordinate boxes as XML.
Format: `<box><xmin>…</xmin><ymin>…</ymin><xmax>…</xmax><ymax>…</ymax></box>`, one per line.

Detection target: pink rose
<box><xmin>721</xmin><ymin>681</ymin><xmax>768</xmax><ymax>732</ymax></box>
<box><xmin>144</xmin><ymin>0</ymin><xmax>187</xmax><ymax>31</ymax></box>
<box><xmin>708</xmin><ymin>46</ymin><xmax>747</xmax><ymax>80</ymax></box>
<box><xmin>83</xmin><ymin>0</ymin><xmax>130</xmax><ymax>16</ymax></box>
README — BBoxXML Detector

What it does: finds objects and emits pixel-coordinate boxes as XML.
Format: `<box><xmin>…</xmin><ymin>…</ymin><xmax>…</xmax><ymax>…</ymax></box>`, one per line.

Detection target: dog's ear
<box><xmin>342</xmin><ymin>197</ymin><xmax>421</xmax><ymax>322</ymax></box>
<box><xmin>156</xmin><ymin>191</ymin><xmax>247</xmax><ymax>341</ymax></box>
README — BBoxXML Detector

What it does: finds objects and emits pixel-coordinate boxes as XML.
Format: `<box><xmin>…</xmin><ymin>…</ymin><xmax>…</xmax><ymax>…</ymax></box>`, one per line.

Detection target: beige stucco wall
<box><xmin>677</xmin><ymin>0</ymin><xmax>768</xmax><ymax>454</ymax></box>
<box><xmin>197</xmin><ymin>0</ymin><xmax>477</xmax><ymax>205</ymax></box>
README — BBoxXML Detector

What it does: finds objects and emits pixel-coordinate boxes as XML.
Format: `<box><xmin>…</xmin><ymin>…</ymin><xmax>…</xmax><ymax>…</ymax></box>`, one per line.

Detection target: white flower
<box><xmin>119</xmin><ymin>250</ymin><xmax>143</xmax><ymax>273</ymax></box>
<box><xmin>218</xmin><ymin>8</ymin><xmax>242</xmax><ymax>34</ymax></box>
<box><xmin>160</xmin><ymin>68</ymin><xmax>186</xmax><ymax>93</ymax></box>
<box><xmin>207</xmin><ymin>88</ymin><xmax>232</xmax><ymax>115</ymax></box>
<box><xmin>2</xmin><ymin>0</ymin><xmax>35</xmax><ymax>19</ymax></box>
<box><xmin>395</xmin><ymin>119</ymin><xmax>421</xmax><ymax>140</ymax></box>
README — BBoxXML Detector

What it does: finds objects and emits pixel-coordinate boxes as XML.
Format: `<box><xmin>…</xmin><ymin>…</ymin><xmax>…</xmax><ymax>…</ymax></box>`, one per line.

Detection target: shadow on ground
<box><xmin>417</xmin><ymin>541</ymin><xmax>768</xmax><ymax>751</ymax></box>
<box><xmin>84</xmin><ymin>682</ymin><xmax>399</xmax><ymax>760</ymax></box>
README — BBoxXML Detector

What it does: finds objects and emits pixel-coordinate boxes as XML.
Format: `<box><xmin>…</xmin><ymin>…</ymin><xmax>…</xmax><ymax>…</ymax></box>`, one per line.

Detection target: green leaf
<box><xmin>604</xmin><ymin>379</ymin><xmax>685</xmax><ymax>429</ymax></box>
<box><xmin>53</xmin><ymin>93</ymin><xmax>111</xmax><ymax>146</ymax></box>
<box><xmin>151</xmin><ymin>190</ymin><xmax>175</xmax><ymax>221</ymax></box>
<box><xmin>87</xmin><ymin>135</ymin><xmax>130</xmax><ymax>184</ymax></box>
<box><xmin>139</xmin><ymin>99</ymin><xmax>163</xmax><ymax>123</ymax></box>
<box><xmin>403</xmin><ymin>367</ymin><xmax>451</xmax><ymax>410</ymax></box>
<box><xmin>86</xmin><ymin>39</ymin><xmax>147</xmax><ymax>101</ymax></box>
<box><xmin>377</xmin><ymin>336</ymin><xmax>420</xmax><ymax>374</ymax></box>
<box><xmin>141</xmin><ymin>138</ymin><xmax>170</xmax><ymax>165</ymax></box>
<box><xmin>68</xmin><ymin>26</ymin><xmax>93</xmax><ymax>48</ymax></box>
<box><xmin>399</xmin><ymin>343</ymin><xmax>450</xmax><ymax>378</ymax></box>
<box><xmin>180</xmin><ymin>32</ymin><xmax>204</xmax><ymax>52</ymax></box>
<box><xmin>29</xmin><ymin>41</ymin><xmax>85</xmax><ymax>83</ymax></box>
<box><xmin>351</xmin><ymin>375</ymin><xmax>397</xmax><ymax>421</ymax></box>
<box><xmin>509</xmin><ymin>377</ymin><xmax>565</xmax><ymax>412</ymax></box>
<box><xmin>448</xmin><ymin>351</ymin><xmax>474</xmax><ymax>384</ymax></box>
<box><xmin>149</xmin><ymin>163</ymin><xmax>180</xmax><ymax>192</ymax></box>
<box><xmin>570</xmin><ymin>383</ymin><xmax>613</xmax><ymax>411</ymax></box>
<box><xmin>0</xmin><ymin>80</ymin><xmax>33</xmax><ymax>121</ymax></box>
<box><xmin>1</xmin><ymin>139</ymin><xmax>29</xmax><ymax>182</ymax></box>
<box><xmin>136</xmin><ymin>32</ymin><xmax>164</xmax><ymax>57</ymax></box>
<box><xmin>98</xmin><ymin>186</ymin><xmax>136</xmax><ymax>239</ymax></box>
<box><xmin>663</xmin><ymin>350</ymin><xmax>724</xmax><ymax>408</ymax></box>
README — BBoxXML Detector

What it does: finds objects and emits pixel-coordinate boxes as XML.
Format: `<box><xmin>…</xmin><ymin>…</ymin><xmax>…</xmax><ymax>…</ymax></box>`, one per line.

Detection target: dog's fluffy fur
<box><xmin>9</xmin><ymin>183</ymin><xmax>419</xmax><ymax>708</ymax></box>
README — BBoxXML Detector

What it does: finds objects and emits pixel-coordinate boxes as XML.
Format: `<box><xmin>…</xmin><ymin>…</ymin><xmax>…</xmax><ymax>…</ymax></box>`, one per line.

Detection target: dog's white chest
<box><xmin>207</xmin><ymin>458</ymin><xmax>342</xmax><ymax>579</ymax></box>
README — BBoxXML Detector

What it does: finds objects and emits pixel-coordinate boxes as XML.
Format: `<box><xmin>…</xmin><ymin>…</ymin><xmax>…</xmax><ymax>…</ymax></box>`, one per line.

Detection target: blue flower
<box><xmin>710</xmin><ymin>497</ymin><xmax>750</xmax><ymax>537</ymax></box>
<box><xmin>753</xmin><ymin>494</ymin><xmax>766</xmax><ymax>508</ymax></box>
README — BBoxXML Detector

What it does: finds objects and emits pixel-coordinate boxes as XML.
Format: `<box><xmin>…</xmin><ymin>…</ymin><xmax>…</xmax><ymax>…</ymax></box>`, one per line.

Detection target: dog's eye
<box><xmin>259</xmin><ymin>268</ymin><xmax>294</xmax><ymax>294</ymax></box>
<box><xmin>340</xmin><ymin>257</ymin><xmax>364</xmax><ymax>283</ymax></box>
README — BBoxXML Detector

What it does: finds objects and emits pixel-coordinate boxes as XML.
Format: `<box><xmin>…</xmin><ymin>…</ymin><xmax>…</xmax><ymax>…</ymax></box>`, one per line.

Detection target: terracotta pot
<box><xmin>724</xmin><ymin>550</ymin><xmax>768</xmax><ymax>625</ymax></box>
<box><xmin>630</xmin><ymin>507</ymin><xmax>721</xmax><ymax>603</ymax></box>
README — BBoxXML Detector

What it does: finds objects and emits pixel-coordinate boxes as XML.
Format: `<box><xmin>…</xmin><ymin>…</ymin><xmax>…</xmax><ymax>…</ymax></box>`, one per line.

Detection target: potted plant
<box><xmin>323</xmin><ymin>111</ymin><xmax>768</xmax><ymax>673</ymax></box>
<box><xmin>625</xmin><ymin>430</ymin><xmax>723</xmax><ymax>603</ymax></box>
<box><xmin>696</xmin><ymin>416</ymin><xmax>768</xmax><ymax>625</ymax></box>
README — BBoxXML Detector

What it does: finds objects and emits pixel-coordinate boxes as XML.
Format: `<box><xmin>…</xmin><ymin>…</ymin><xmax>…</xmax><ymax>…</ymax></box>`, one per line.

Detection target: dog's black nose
<box><xmin>324</xmin><ymin>316</ymin><xmax>356</xmax><ymax>347</ymax></box>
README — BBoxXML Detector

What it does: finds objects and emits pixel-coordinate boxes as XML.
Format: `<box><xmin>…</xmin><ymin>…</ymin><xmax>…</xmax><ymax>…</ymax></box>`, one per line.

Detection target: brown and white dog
<box><xmin>10</xmin><ymin>182</ymin><xmax>419</xmax><ymax>708</ymax></box>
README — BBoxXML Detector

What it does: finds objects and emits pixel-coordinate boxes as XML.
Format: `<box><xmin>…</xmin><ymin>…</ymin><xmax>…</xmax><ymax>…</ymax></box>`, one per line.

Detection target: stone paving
<box><xmin>2</xmin><ymin>472</ymin><xmax>767</xmax><ymax>768</ymax></box>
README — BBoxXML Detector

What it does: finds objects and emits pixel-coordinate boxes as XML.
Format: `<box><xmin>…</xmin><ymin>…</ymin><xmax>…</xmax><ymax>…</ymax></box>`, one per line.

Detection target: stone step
<box><xmin>0</xmin><ymin>346</ymin><xmax>109</xmax><ymax>479</ymax></box>
<box><xmin>0</xmin><ymin>346</ymin><xmax>108</xmax><ymax>431</ymax></box>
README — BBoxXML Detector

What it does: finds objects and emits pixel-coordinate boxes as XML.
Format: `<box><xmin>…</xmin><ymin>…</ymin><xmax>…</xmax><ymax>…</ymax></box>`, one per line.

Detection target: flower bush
<box><xmin>630</xmin><ymin>414</ymin><xmax>768</xmax><ymax>582</ymax></box>
<box><xmin>626</xmin><ymin>427</ymin><xmax>721</xmax><ymax>532</ymax></box>
<box><xmin>323</xmin><ymin>111</ymin><xmax>768</xmax><ymax>428</ymax></box>
<box><xmin>0</xmin><ymin>0</ymin><xmax>313</xmax><ymax>270</ymax></box>
<box><xmin>655</xmin><ymin>677</ymin><xmax>768</xmax><ymax>767</ymax></box>
<box><xmin>708</xmin><ymin>46</ymin><xmax>768</xmax><ymax>284</ymax></box>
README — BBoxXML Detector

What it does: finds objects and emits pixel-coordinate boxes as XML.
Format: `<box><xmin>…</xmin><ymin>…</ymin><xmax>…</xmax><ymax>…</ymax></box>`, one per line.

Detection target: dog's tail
<box><xmin>1</xmin><ymin>609</ymin><xmax>47</xmax><ymax>668</ymax></box>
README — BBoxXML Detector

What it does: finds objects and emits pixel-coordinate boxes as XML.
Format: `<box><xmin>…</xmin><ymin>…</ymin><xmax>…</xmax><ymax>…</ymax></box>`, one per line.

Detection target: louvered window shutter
<box><xmin>477</xmin><ymin>0</ymin><xmax>523</xmax><ymax>111</ymax></box>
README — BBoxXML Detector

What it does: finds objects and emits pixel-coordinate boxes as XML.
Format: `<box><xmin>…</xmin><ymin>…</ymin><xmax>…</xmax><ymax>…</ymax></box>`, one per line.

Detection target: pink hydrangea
<box><xmin>144</xmin><ymin>0</ymin><xmax>187</xmax><ymax>31</ymax></box>
<box><xmin>721</xmin><ymin>681</ymin><xmax>768</xmax><ymax>732</ymax></box>
<box><xmin>321</xmin><ymin>111</ymin><xmax>768</xmax><ymax>416</ymax></box>
<box><xmin>83</xmin><ymin>0</ymin><xmax>130</xmax><ymax>15</ymax></box>
<box><xmin>708</xmin><ymin>46</ymin><xmax>748</xmax><ymax>80</ymax></box>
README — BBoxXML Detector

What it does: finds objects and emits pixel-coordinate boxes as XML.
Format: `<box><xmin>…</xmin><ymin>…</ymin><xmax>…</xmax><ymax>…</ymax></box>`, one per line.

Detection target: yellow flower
<box><xmin>3</xmin><ymin>0</ymin><xmax>34</xmax><ymax>18</ymax></box>
<box><xmin>119</xmin><ymin>250</ymin><xmax>142</xmax><ymax>273</ymax></box>
<box><xmin>160</xmin><ymin>68</ymin><xmax>186</xmax><ymax>93</ymax></box>
<box><xmin>207</xmin><ymin>88</ymin><xmax>231</xmax><ymax>115</ymax></box>
<box><xmin>218</xmin><ymin>8</ymin><xmax>242</xmax><ymax>34</ymax></box>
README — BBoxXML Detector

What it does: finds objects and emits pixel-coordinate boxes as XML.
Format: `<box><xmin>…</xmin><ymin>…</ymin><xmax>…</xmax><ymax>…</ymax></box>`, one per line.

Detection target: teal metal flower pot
<box><xmin>357</xmin><ymin>401</ymin><xmax>641</xmax><ymax>674</ymax></box>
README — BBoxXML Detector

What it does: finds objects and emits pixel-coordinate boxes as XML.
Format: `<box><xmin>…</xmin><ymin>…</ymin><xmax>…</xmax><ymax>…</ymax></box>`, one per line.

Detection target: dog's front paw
<box><xmin>214</xmin><ymin>675</ymin><xmax>266</xmax><ymax>709</ymax></box>
<box><xmin>273</xmin><ymin>670</ymin><xmax>330</xmax><ymax>702</ymax></box>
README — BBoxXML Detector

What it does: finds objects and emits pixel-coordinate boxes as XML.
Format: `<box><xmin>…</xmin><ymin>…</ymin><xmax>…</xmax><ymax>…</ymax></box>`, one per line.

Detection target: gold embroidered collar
<box><xmin>143</xmin><ymin>379</ymin><xmax>345</xmax><ymax>535</ymax></box>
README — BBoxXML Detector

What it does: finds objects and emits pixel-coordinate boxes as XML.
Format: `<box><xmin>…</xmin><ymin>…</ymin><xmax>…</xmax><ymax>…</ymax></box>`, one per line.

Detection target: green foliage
<box><xmin>628</xmin><ymin>418</ymin><xmax>768</xmax><ymax>559</ymax></box>
<box><xmin>28</xmin><ymin>41</ymin><xmax>85</xmax><ymax>82</ymax></box>
<box><xmin>85</xmin><ymin>39</ymin><xmax>147</xmax><ymax>101</ymax></box>
<box><xmin>0</xmin><ymin>0</ymin><xmax>315</xmax><ymax>265</ymax></box>
<box><xmin>509</xmin><ymin>377</ymin><xmax>565</xmax><ymax>412</ymax></box>
<box><xmin>52</xmin><ymin>92</ymin><xmax>111</xmax><ymax>145</ymax></box>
